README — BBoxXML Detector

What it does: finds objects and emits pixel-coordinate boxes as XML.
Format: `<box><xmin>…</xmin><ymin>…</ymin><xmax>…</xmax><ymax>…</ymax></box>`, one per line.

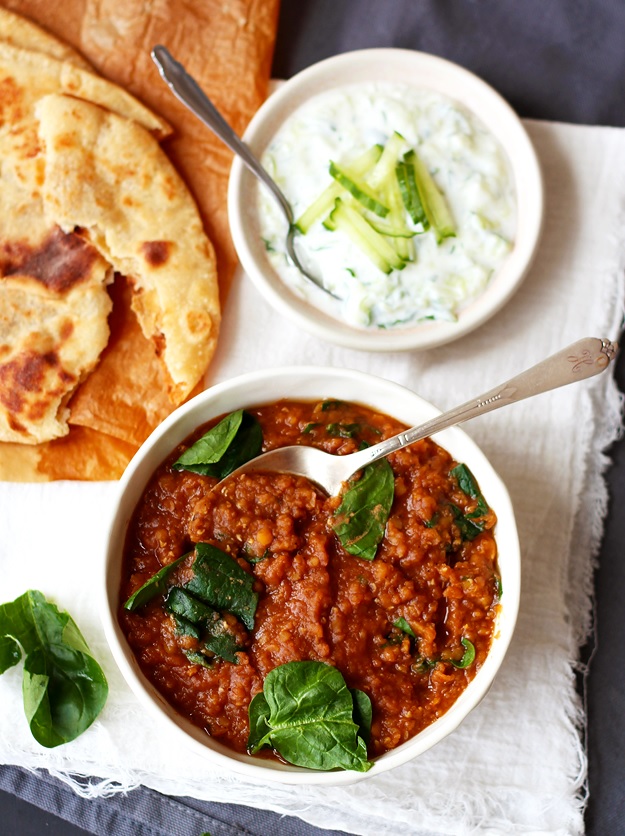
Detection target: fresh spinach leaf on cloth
<box><xmin>173</xmin><ymin>409</ymin><xmax>262</xmax><ymax>478</ymax></box>
<box><xmin>248</xmin><ymin>660</ymin><xmax>372</xmax><ymax>772</ymax></box>
<box><xmin>0</xmin><ymin>590</ymin><xmax>108</xmax><ymax>748</ymax></box>
<box><xmin>333</xmin><ymin>459</ymin><xmax>394</xmax><ymax>560</ymax></box>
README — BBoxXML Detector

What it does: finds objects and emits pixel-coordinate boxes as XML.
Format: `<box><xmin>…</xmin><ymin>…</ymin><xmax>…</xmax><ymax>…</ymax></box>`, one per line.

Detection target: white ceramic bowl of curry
<box><xmin>228</xmin><ymin>49</ymin><xmax>543</xmax><ymax>351</ymax></box>
<box><xmin>102</xmin><ymin>367</ymin><xmax>520</xmax><ymax>785</ymax></box>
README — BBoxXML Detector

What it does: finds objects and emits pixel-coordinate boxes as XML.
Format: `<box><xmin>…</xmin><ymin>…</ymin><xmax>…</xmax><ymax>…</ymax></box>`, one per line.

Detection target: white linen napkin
<box><xmin>1</xmin><ymin>119</ymin><xmax>623</xmax><ymax>836</ymax></box>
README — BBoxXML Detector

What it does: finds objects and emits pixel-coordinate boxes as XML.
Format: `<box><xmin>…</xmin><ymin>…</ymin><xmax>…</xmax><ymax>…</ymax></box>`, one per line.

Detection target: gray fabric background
<box><xmin>2</xmin><ymin>1</ymin><xmax>624</xmax><ymax>833</ymax></box>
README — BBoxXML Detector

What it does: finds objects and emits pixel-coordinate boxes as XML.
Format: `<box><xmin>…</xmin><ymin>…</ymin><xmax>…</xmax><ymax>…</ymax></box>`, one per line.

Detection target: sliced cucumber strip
<box><xmin>367</xmin><ymin>131</ymin><xmax>407</xmax><ymax>190</ymax></box>
<box><xmin>382</xmin><ymin>167</ymin><xmax>416</xmax><ymax>261</ymax></box>
<box><xmin>294</xmin><ymin>145</ymin><xmax>383</xmax><ymax>233</ymax></box>
<box><xmin>396</xmin><ymin>158</ymin><xmax>428</xmax><ymax>227</ymax></box>
<box><xmin>329</xmin><ymin>162</ymin><xmax>389</xmax><ymax>218</ymax></box>
<box><xmin>407</xmin><ymin>150</ymin><xmax>456</xmax><ymax>243</ymax></box>
<box><xmin>366</xmin><ymin>218</ymin><xmax>416</xmax><ymax>238</ymax></box>
<box><xmin>328</xmin><ymin>198</ymin><xmax>405</xmax><ymax>274</ymax></box>
<box><xmin>294</xmin><ymin>182</ymin><xmax>342</xmax><ymax>234</ymax></box>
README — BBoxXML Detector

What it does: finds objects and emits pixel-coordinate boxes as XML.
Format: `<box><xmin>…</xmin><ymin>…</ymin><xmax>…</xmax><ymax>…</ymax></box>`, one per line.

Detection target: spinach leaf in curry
<box><xmin>0</xmin><ymin>590</ymin><xmax>108</xmax><ymax>748</ymax></box>
<box><xmin>173</xmin><ymin>409</ymin><xmax>262</xmax><ymax>478</ymax></box>
<box><xmin>248</xmin><ymin>660</ymin><xmax>372</xmax><ymax>772</ymax></box>
<box><xmin>333</xmin><ymin>459</ymin><xmax>394</xmax><ymax>561</ymax></box>
<box><xmin>165</xmin><ymin>587</ymin><xmax>241</xmax><ymax>664</ymax></box>
<box><xmin>451</xmin><ymin>637</ymin><xmax>476</xmax><ymax>669</ymax></box>
<box><xmin>393</xmin><ymin>616</ymin><xmax>417</xmax><ymax>638</ymax></box>
<box><xmin>185</xmin><ymin>543</ymin><xmax>258</xmax><ymax>631</ymax></box>
<box><xmin>123</xmin><ymin>552</ymin><xmax>190</xmax><ymax>612</ymax></box>
<box><xmin>123</xmin><ymin>543</ymin><xmax>257</xmax><ymax>664</ymax></box>
<box><xmin>449</xmin><ymin>463</ymin><xmax>491</xmax><ymax>541</ymax></box>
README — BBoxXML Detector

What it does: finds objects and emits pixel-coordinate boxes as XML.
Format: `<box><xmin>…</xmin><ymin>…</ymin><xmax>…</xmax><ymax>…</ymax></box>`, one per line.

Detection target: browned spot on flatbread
<box><xmin>8</xmin><ymin>414</ymin><xmax>26</xmax><ymax>434</ymax></box>
<box><xmin>53</xmin><ymin>131</ymin><xmax>78</xmax><ymax>151</ymax></box>
<box><xmin>0</xmin><ymin>75</ymin><xmax>25</xmax><ymax>127</ymax></box>
<box><xmin>0</xmin><ymin>349</ymin><xmax>72</xmax><ymax>422</ymax></box>
<box><xmin>186</xmin><ymin>309</ymin><xmax>212</xmax><ymax>337</ymax></box>
<box><xmin>141</xmin><ymin>240</ymin><xmax>171</xmax><ymax>268</ymax></box>
<box><xmin>59</xmin><ymin>318</ymin><xmax>74</xmax><ymax>341</ymax></box>
<box><xmin>0</xmin><ymin>227</ymin><xmax>100</xmax><ymax>292</ymax></box>
<box><xmin>153</xmin><ymin>332</ymin><xmax>166</xmax><ymax>357</ymax></box>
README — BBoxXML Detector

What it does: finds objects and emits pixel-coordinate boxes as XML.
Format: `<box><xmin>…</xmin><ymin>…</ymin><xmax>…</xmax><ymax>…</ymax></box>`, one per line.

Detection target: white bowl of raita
<box><xmin>228</xmin><ymin>48</ymin><xmax>543</xmax><ymax>351</ymax></box>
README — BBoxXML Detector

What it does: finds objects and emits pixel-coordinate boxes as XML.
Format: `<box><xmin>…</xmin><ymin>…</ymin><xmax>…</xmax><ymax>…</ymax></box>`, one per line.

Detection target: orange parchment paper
<box><xmin>0</xmin><ymin>0</ymin><xmax>281</xmax><ymax>481</ymax></box>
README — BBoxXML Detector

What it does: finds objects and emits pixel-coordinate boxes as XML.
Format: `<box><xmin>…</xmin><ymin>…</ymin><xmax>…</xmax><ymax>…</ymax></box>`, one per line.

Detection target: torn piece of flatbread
<box><xmin>0</xmin><ymin>227</ymin><xmax>112</xmax><ymax>444</ymax></box>
<box><xmin>0</xmin><ymin>6</ymin><xmax>91</xmax><ymax>68</ymax></box>
<box><xmin>0</xmin><ymin>22</ymin><xmax>173</xmax><ymax>445</ymax></box>
<box><xmin>0</xmin><ymin>40</ymin><xmax>170</xmax><ymax>144</ymax></box>
<box><xmin>36</xmin><ymin>93</ymin><xmax>221</xmax><ymax>405</ymax></box>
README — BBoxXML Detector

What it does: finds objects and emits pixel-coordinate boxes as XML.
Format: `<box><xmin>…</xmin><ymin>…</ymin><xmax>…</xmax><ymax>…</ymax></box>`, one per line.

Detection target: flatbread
<box><xmin>36</xmin><ymin>93</ymin><xmax>220</xmax><ymax>405</ymax></box>
<box><xmin>0</xmin><ymin>40</ymin><xmax>170</xmax><ymax>142</ymax></box>
<box><xmin>0</xmin><ymin>230</ymin><xmax>112</xmax><ymax>443</ymax></box>
<box><xmin>2</xmin><ymin>0</ymin><xmax>280</xmax><ymax>300</ymax></box>
<box><xmin>0</xmin><ymin>30</ymin><xmax>174</xmax><ymax>445</ymax></box>
<box><xmin>67</xmin><ymin>275</ymin><xmax>184</xmax><ymax>449</ymax></box>
<box><xmin>0</xmin><ymin>5</ymin><xmax>90</xmax><ymax>68</ymax></box>
<box><xmin>0</xmin><ymin>11</ymin><xmax>179</xmax><ymax>442</ymax></box>
<box><xmin>0</xmin><ymin>0</ymin><xmax>280</xmax><ymax>480</ymax></box>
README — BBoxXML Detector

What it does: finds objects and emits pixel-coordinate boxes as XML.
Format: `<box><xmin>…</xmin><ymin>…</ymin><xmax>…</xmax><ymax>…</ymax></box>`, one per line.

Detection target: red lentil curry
<box><xmin>120</xmin><ymin>398</ymin><xmax>500</xmax><ymax>772</ymax></box>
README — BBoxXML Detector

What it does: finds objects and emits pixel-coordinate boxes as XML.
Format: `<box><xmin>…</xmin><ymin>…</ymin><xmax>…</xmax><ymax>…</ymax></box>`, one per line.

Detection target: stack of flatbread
<box><xmin>0</xmin><ymin>1</ymin><xmax>280</xmax><ymax>480</ymax></box>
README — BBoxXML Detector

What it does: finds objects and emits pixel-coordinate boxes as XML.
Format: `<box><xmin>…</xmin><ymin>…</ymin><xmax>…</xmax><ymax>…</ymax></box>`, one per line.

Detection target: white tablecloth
<box><xmin>1</xmin><ymin>119</ymin><xmax>624</xmax><ymax>836</ymax></box>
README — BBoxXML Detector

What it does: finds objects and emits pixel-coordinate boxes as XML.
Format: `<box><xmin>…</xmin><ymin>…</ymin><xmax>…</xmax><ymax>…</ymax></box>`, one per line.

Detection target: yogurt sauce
<box><xmin>258</xmin><ymin>82</ymin><xmax>517</xmax><ymax>329</ymax></box>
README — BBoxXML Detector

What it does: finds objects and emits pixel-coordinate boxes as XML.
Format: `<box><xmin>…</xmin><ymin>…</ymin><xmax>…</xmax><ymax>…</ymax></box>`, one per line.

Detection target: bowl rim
<box><xmin>101</xmin><ymin>365</ymin><xmax>521</xmax><ymax>785</ymax></box>
<box><xmin>228</xmin><ymin>47</ymin><xmax>544</xmax><ymax>352</ymax></box>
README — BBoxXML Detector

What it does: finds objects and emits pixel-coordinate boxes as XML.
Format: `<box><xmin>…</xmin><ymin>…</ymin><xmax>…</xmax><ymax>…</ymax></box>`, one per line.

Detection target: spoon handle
<box><xmin>151</xmin><ymin>45</ymin><xmax>292</xmax><ymax>221</ymax></box>
<box><xmin>357</xmin><ymin>337</ymin><xmax>617</xmax><ymax>468</ymax></box>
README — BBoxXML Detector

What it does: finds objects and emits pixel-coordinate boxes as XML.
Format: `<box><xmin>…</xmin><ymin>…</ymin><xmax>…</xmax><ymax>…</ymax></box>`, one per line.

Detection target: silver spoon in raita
<box><xmin>151</xmin><ymin>44</ymin><xmax>337</xmax><ymax>298</ymax></box>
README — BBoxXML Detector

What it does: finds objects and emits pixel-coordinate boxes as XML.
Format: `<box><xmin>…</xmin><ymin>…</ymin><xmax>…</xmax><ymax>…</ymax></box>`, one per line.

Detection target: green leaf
<box><xmin>451</xmin><ymin>638</ymin><xmax>476</xmax><ymax>669</ymax></box>
<box><xmin>166</xmin><ymin>587</ymin><xmax>242</xmax><ymax>665</ymax></box>
<box><xmin>173</xmin><ymin>410</ymin><xmax>263</xmax><ymax>478</ymax></box>
<box><xmin>123</xmin><ymin>552</ymin><xmax>189</xmax><ymax>611</ymax></box>
<box><xmin>333</xmin><ymin>459</ymin><xmax>395</xmax><ymax>561</ymax></box>
<box><xmin>326</xmin><ymin>423</ymin><xmax>362</xmax><ymax>439</ymax></box>
<box><xmin>247</xmin><ymin>691</ymin><xmax>272</xmax><ymax>752</ymax></box>
<box><xmin>247</xmin><ymin>661</ymin><xmax>372</xmax><ymax>772</ymax></box>
<box><xmin>450</xmin><ymin>463</ymin><xmax>489</xmax><ymax>517</ymax></box>
<box><xmin>202</xmin><ymin>626</ymin><xmax>241</xmax><ymax>664</ymax></box>
<box><xmin>165</xmin><ymin>586</ymin><xmax>216</xmax><ymax>624</ymax></box>
<box><xmin>393</xmin><ymin>617</ymin><xmax>417</xmax><ymax>638</ymax></box>
<box><xmin>172</xmin><ymin>614</ymin><xmax>202</xmax><ymax>640</ymax></box>
<box><xmin>185</xmin><ymin>543</ymin><xmax>258</xmax><ymax>631</ymax></box>
<box><xmin>0</xmin><ymin>591</ymin><xmax>108</xmax><ymax>748</ymax></box>
<box><xmin>449</xmin><ymin>504</ymin><xmax>484</xmax><ymax>541</ymax></box>
<box><xmin>0</xmin><ymin>634</ymin><xmax>22</xmax><ymax>673</ymax></box>
<box><xmin>350</xmin><ymin>688</ymin><xmax>372</xmax><ymax>746</ymax></box>
<box><xmin>183</xmin><ymin>649</ymin><xmax>213</xmax><ymax>668</ymax></box>
<box><xmin>411</xmin><ymin>656</ymin><xmax>437</xmax><ymax>674</ymax></box>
